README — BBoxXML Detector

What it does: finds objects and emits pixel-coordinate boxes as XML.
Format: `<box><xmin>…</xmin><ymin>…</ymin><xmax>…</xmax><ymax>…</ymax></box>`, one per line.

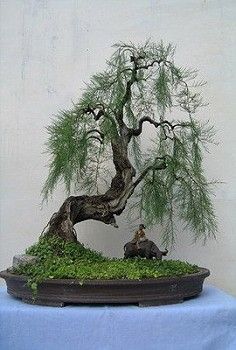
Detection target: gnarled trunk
<box><xmin>44</xmin><ymin>137</ymin><xmax>136</xmax><ymax>241</ymax></box>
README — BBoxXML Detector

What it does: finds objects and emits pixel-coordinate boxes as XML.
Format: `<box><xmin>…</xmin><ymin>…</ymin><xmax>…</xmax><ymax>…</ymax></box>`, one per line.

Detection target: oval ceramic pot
<box><xmin>0</xmin><ymin>268</ymin><xmax>210</xmax><ymax>307</ymax></box>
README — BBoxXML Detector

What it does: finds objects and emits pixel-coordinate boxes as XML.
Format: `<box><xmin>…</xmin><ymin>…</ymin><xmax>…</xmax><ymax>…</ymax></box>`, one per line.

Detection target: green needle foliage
<box><xmin>42</xmin><ymin>40</ymin><xmax>218</xmax><ymax>246</ymax></box>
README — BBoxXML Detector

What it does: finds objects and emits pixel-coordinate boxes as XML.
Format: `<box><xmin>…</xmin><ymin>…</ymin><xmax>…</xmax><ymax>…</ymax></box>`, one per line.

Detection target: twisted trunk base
<box><xmin>43</xmin><ymin>140</ymin><xmax>138</xmax><ymax>241</ymax></box>
<box><xmin>44</xmin><ymin>192</ymin><xmax>129</xmax><ymax>242</ymax></box>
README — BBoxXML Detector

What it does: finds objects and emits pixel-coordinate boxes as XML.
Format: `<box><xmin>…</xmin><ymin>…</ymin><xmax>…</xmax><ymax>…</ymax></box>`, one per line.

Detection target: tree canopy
<box><xmin>42</xmin><ymin>40</ymin><xmax>217</xmax><ymax>246</ymax></box>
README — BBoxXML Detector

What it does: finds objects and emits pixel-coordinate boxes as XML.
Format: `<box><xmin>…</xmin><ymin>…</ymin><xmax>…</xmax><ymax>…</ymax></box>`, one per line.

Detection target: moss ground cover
<box><xmin>12</xmin><ymin>236</ymin><xmax>199</xmax><ymax>293</ymax></box>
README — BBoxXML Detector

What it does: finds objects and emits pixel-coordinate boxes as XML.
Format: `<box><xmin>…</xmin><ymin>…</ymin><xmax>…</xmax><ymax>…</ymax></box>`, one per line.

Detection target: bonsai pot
<box><xmin>0</xmin><ymin>267</ymin><xmax>210</xmax><ymax>307</ymax></box>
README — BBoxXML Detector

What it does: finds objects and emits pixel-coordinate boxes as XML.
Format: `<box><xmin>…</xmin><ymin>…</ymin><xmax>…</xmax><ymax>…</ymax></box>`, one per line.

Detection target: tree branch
<box><xmin>137</xmin><ymin>59</ymin><xmax>162</xmax><ymax>70</ymax></box>
<box><xmin>119</xmin><ymin>56</ymin><xmax>140</xmax><ymax>116</ymax></box>
<box><xmin>86</xmin><ymin>129</ymin><xmax>104</xmax><ymax>140</ymax></box>
<box><xmin>83</xmin><ymin>106</ymin><xmax>105</xmax><ymax>121</ymax></box>
<box><xmin>133</xmin><ymin>156</ymin><xmax>167</xmax><ymax>188</ymax></box>
<box><xmin>129</xmin><ymin>117</ymin><xmax>188</xmax><ymax>137</ymax></box>
<box><xmin>87</xmin><ymin>135</ymin><xmax>103</xmax><ymax>144</ymax></box>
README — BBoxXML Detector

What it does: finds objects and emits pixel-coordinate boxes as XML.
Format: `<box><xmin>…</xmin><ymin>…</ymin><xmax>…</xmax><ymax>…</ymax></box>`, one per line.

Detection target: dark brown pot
<box><xmin>0</xmin><ymin>268</ymin><xmax>210</xmax><ymax>307</ymax></box>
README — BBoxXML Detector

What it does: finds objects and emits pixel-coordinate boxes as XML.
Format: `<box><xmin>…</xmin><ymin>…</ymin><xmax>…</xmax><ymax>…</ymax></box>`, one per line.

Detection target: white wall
<box><xmin>1</xmin><ymin>0</ymin><xmax>236</xmax><ymax>296</ymax></box>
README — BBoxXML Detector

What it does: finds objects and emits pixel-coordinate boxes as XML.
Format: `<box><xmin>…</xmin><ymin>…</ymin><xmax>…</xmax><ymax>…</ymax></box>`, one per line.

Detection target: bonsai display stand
<box><xmin>0</xmin><ymin>285</ymin><xmax>236</xmax><ymax>350</ymax></box>
<box><xmin>0</xmin><ymin>268</ymin><xmax>209</xmax><ymax>306</ymax></box>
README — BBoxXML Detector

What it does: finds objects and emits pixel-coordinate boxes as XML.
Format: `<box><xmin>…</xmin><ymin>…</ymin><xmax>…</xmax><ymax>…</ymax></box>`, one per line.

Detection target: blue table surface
<box><xmin>0</xmin><ymin>285</ymin><xmax>236</xmax><ymax>350</ymax></box>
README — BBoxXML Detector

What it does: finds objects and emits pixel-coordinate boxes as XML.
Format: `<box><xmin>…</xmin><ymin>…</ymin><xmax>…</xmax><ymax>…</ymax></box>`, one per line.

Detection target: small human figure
<box><xmin>130</xmin><ymin>224</ymin><xmax>148</xmax><ymax>250</ymax></box>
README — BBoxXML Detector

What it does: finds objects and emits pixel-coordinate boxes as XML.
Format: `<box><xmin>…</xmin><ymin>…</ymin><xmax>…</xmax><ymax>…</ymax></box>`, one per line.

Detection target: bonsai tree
<box><xmin>42</xmin><ymin>40</ymin><xmax>217</xmax><ymax>247</ymax></box>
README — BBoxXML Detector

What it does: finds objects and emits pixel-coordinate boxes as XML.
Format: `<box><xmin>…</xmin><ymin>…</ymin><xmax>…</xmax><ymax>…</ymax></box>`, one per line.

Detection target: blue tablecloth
<box><xmin>0</xmin><ymin>285</ymin><xmax>236</xmax><ymax>350</ymax></box>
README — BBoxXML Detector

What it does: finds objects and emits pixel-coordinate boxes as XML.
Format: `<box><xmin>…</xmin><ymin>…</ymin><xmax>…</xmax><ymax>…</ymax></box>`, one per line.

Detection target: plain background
<box><xmin>0</xmin><ymin>0</ymin><xmax>236</xmax><ymax>296</ymax></box>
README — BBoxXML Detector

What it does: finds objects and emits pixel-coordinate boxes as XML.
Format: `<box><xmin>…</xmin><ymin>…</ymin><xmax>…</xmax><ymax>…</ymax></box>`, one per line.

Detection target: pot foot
<box><xmin>139</xmin><ymin>298</ymin><xmax>183</xmax><ymax>307</ymax></box>
<box><xmin>22</xmin><ymin>298</ymin><xmax>65</xmax><ymax>307</ymax></box>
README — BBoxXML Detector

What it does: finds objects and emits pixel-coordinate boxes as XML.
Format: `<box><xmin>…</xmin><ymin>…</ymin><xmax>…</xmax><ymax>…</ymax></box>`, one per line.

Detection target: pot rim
<box><xmin>0</xmin><ymin>267</ymin><xmax>210</xmax><ymax>285</ymax></box>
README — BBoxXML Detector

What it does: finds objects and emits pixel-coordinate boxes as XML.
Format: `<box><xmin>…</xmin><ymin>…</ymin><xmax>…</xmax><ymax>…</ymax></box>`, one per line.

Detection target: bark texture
<box><xmin>44</xmin><ymin>135</ymin><xmax>139</xmax><ymax>241</ymax></box>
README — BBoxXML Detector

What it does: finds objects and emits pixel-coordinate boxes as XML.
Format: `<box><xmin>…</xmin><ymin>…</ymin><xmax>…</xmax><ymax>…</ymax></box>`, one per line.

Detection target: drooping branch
<box><xmin>86</xmin><ymin>129</ymin><xmax>104</xmax><ymax>144</ymax></box>
<box><xmin>86</xmin><ymin>129</ymin><xmax>104</xmax><ymax>138</ymax></box>
<box><xmin>137</xmin><ymin>59</ymin><xmax>162</xmax><ymax>70</ymax></box>
<box><xmin>121</xmin><ymin>57</ymin><xmax>162</xmax><ymax>76</ymax></box>
<box><xmin>83</xmin><ymin>106</ymin><xmax>105</xmax><ymax>120</ymax></box>
<box><xmin>133</xmin><ymin>156</ymin><xmax>167</xmax><ymax>188</ymax></box>
<box><xmin>129</xmin><ymin>117</ymin><xmax>188</xmax><ymax>137</ymax></box>
<box><xmin>87</xmin><ymin>135</ymin><xmax>103</xmax><ymax>144</ymax></box>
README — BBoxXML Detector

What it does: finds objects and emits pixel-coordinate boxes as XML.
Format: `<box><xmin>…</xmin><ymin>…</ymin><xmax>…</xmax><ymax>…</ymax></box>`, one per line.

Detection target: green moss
<box><xmin>13</xmin><ymin>236</ymin><xmax>199</xmax><ymax>293</ymax></box>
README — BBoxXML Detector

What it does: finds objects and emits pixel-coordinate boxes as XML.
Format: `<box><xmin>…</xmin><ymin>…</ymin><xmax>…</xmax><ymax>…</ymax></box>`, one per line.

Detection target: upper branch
<box><xmin>137</xmin><ymin>59</ymin><xmax>162</xmax><ymax>70</ymax></box>
<box><xmin>116</xmin><ymin>56</ymin><xmax>162</xmax><ymax>133</ymax></box>
<box><xmin>129</xmin><ymin>116</ymin><xmax>187</xmax><ymax>137</ymax></box>
<box><xmin>83</xmin><ymin>105</ymin><xmax>105</xmax><ymax>121</ymax></box>
<box><xmin>119</xmin><ymin>57</ymin><xmax>162</xmax><ymax>113</ymax></box>
<box><xmin>118</xmin><ymin>57</ymin><xmax>139</xmax><ymax>121</ymax></box>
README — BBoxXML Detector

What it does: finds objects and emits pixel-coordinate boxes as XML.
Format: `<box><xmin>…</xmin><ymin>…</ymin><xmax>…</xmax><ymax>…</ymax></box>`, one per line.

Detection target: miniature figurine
<box><xmin>124</xmin><ymin>224</ymin><xmax>168</xmax><ymax>260</ymax></box>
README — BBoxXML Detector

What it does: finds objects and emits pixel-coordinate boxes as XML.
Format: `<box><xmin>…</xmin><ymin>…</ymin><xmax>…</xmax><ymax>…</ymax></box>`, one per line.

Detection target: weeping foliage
<box><xmin>136</xmin><ymin>119</ymin><xmax>217</xmax><ymax>246</ymax></box>
<box><xmin>42</xmin><ymin>110</ymin><xmax>112</xmax><ymax>199</ymax></box>
<box><xmin>129</xmin><ymin>136</ymin><xmax>142</xmax><ymax>171</ymax></box>
<box><xmin>141</xmin><ymin>172</ymin><xmax>169</xmax><ymax>226</ymax></box>
<box><xmin>43</xmin><ymin>111</ymin><xmax>80</xmax><ymax>198</ymax></box>
<box><xmin>43</xmin><ymin>40</ymin><xmax>218</xmax><ymax>245</ymax></box>
<box><xmin>155</xmin><ymin>66</ymin><xmax>172</xmax><ymax>112</ymax></box>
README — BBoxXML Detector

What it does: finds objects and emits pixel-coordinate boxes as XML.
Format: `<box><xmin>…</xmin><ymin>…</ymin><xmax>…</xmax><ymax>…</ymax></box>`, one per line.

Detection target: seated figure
<box><xmin>124</xmin><ymin>224</ymin><xmax>168</xmax><ymax>260</ymax></box>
